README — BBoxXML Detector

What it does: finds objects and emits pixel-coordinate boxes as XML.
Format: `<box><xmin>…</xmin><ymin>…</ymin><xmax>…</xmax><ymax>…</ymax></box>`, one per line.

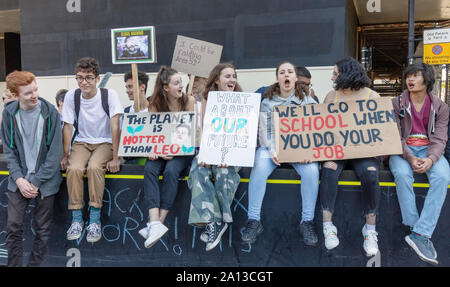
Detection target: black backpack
<box><xmin>71</xmin><ymin>88</ymin><xmax>110</xmax><ymax>144</ymax></box>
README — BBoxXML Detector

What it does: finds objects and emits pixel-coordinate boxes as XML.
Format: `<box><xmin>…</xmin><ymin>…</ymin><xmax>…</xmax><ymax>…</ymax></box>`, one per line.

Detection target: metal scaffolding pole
<box><xmin>408</xmin><ymin>0</ymin><xmax>415</xmax><ymax>65</ymax></box>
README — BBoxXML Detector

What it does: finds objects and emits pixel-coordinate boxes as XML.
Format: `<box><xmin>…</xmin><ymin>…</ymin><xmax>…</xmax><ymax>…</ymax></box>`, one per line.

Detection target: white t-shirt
<box><xmin>120</xmin><ymin>104</ymin><xmax>148</xmax><ymax>129</ymax></box>
<box><xmin>61</xmin><ymin>88</ymin><xmax>124</xmax><ymax>144</ymax></box>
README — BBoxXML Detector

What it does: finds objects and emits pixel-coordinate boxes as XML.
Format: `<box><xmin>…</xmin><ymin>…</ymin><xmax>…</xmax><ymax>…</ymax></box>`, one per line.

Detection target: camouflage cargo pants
<box><xmin>188</xmin><ymin>158</ymin><xmax>241</xmax><ymax>227</ymax></box>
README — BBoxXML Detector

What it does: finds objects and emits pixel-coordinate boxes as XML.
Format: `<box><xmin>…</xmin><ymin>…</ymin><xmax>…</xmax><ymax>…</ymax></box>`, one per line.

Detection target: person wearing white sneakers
<box><xmin>138</xmin><ymin>66</ymin><xmax>196</xmax><ymax>248</ymax></box>
<box><xmin>319</xmin><ymin>57</ymin><xmax>381</xmax><ymax>257</ymax></box>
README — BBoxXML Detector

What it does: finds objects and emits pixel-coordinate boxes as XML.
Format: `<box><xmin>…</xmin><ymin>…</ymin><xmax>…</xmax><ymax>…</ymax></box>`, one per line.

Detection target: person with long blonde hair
<box><xmin>188</xmin><ymin>63</ymin><xmax>243</xmax><ymax>252</ymax></box>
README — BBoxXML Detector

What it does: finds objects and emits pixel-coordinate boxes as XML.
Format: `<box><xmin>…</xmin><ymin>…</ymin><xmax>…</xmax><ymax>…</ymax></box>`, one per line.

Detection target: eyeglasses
<box><xmin>75</xmin><ymin>76</ymin><xmax>96</xmax><ymax>83</ymax></box>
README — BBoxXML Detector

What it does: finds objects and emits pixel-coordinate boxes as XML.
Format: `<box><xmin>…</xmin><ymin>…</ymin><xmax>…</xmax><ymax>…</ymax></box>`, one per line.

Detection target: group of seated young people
<box><xmin>1</xmin><ymin>56</ymin><xmax>449</xmax><ymax>267</ymax></box>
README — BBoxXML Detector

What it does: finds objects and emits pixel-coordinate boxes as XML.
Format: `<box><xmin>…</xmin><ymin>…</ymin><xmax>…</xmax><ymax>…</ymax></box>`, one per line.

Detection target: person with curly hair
<box><xmin>319</xmin><ymin>57</ymin><xmax>381</xmax><ymax>257</ymax></box>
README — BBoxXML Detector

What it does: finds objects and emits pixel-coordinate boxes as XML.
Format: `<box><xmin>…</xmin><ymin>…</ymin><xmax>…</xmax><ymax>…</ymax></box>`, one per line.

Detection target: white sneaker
<box><xmin>362</xmin><ymin>226</ymin><xmax>379</xmax><ymax>256</ymax></box>
<box><xmin>323</xmin><ymin>224</ymin><xmax>339</xmax><ymax>250</ymax></box>
<box><xmin>138</xmin><ymin>223</ymin><xmax>151</xmax><ymax>239</ymax></box>
<box><xmin>200</xmin><ymin>230</ymin><xmax>209</xmax><ymax>243</ymax></box>
<box><xmin>144</xmin><ymin>222</ymin><xmax>168</xmax><ymax>248</ymax></box>
<box><xmin>67</xmin><ymin>221</ymin><xmax>84</xmax><ymax>241</ymax></box>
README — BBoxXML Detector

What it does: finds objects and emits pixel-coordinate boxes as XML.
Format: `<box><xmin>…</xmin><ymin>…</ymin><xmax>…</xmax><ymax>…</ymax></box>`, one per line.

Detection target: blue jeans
<box><xmin>247</xmin><ymin>147</ymin><xmax>320</xmax><ymax>222</ymax></box>
<box><xmin>389</xmin><ymin>145</ymin><xmax>450</xmax><ymax>238</ymax></box>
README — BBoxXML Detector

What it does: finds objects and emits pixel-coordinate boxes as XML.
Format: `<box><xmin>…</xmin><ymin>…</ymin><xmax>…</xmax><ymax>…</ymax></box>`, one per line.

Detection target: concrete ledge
<box><xmin>0</xmin><ymin>162</ymin><xmax>448</xmax><ymax>267</ymax></box>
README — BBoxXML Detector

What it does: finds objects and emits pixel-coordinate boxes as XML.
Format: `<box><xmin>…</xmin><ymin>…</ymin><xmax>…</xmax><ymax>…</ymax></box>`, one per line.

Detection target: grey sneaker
<box><xmin>299</xmin><ymin>220</ymin><xmax>318</xmax><ymax>246</ymax></box>
<box><xmin>86</xmin><ymin>222</ymin><xmax>102</xmax><ymax>243</ymax></box>
<box><xmin>205</xmin><ymin>222</ymin><xmax>228</xmax><ymax>251</ymax></box>
<box><xmin>241</xmin><ymin>219</ymin><xmax>263</xmax><ymax>244</ymax></box>
<box><xmin>405</xmin><ymin>233</ymin><xmax>438</xmax><ymax>265</ymax></box>
<box><xmin>67</xmin><ymin>221</ymin><xmax>84</xmax><ymax>241</ymax></box>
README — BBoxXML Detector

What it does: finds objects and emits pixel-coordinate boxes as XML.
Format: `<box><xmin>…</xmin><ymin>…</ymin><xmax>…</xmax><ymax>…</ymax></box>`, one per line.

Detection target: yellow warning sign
<box><xmin>424</xmin><ymin>43</ymin><xmax>450</xmax><ymax>65</ymax></box>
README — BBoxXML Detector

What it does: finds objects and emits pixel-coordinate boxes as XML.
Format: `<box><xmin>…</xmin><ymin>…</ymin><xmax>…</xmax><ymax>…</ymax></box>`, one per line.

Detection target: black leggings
<box><xmin>319</xmin><ymin>157</ymin><xmax>381</xmax><ymax>216</ymax></box>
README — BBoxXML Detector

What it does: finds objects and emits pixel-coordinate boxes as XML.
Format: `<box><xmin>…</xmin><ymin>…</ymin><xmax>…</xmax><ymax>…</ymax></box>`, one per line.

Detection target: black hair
<box><xmin>75</xmin><ymin>57</ymin><xmax>100</xmax><ymax>77</ymax></box>
<box><xmin>124</xmin><ymin>71</ymin><xmax>149</xmax><ymax>93</ymax></box>
<box><xmin>55</xmin><ymin>89</ymin><xmax>68</xmax><ymax>107</ymax></box>
<box><xmin>334</xmin><ymin>57</ymin><xmax>370</xmax><ymax>91</ymax></box>
<box><xmin>404</xmin><ymin>62</ymin><xmax>435</xmax><ymax>93</ymax></box>
<box><xmin>296</xmin><ymin>66</ymin><xmax>311</xmax><ymax>78</ymax></box>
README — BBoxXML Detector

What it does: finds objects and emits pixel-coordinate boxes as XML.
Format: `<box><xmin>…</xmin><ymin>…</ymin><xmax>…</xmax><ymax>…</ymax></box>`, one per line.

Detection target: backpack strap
<box><xmin>100</xmin><ymin>88</ymin><xmax>110</xmax><ymax>118</ymax></box>
<box><xmin>71</xmin><ymin>89</ymin><xmax>82</xmax><ymax>144</ymax></box>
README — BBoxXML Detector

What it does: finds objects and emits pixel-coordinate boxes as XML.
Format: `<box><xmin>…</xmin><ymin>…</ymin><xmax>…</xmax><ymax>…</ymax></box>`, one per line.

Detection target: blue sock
<box><xmin>89</xmin><ymin>207</ymin><xmax>101</xmax><ymax>225</ymax></box>
<box><xmin>72</xmin><ymin>209</ymin><xmax>83</xmax><ymax>223</ymax></box>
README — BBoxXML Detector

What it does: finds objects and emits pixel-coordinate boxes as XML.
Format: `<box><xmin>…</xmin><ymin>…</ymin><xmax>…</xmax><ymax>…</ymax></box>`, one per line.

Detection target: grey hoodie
<box><xmin>1</xmin><ymin>98</ymin><xmax>63</xmax><ymax>198</ymax></box>
<box><xmin>259</xmin><ymin>93</ymin><xmax>318</xmax><ymax>153</ymax></box>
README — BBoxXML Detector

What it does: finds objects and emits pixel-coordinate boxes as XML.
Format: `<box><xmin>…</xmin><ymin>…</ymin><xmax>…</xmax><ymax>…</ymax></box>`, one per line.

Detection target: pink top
<box><xmin>406</xmin><ymin>94</ymin><xmax>431</xmax><ymax>146</ymax></box>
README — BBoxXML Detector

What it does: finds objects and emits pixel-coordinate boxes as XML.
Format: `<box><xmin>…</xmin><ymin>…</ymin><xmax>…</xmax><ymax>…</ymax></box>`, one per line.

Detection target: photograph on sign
<box><xmin>197</xmin><ymin>91</ymin><xmax>261</xmax><ymax>167</ymax></box>
<box><xmin>119</xmin><ymin>112</ymin><xmax>196</xmax><ymax>157</ymax></box>
<box><xmin>111</xmin><ymin>26</ymin><xmax>156</xmax><ymax>64</ymax></box>
<box><xmin>274</xmin><ymin>98</ymin><xmax>403</xmax><ymax>162</ymax></box>
<box><xmin>171</xmin><ymin>35</ymin><xmax>223</xmax><ymax>78</ymax></box>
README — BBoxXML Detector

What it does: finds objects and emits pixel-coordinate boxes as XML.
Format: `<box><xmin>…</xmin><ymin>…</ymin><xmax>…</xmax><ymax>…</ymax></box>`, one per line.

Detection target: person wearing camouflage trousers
<box><xmin>188</xmin><ymin>158</ymin><xmax>240</xmax><ymax>251</ymax></box>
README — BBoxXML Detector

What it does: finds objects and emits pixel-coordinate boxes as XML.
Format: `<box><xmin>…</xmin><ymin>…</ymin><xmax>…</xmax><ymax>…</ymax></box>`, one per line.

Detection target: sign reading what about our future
<box><xmin>119</xmin><ymin>112</ymin><xmax>196</xmax><ymax>157</ymax></box>
<box><xmin>274</xmin><ymin>98</ymin><xmax>402</xmax><ymax>162</ymax></box>
<box><xmin>198</xmin><ymin>91</ymin><xmax>261</xmax><ymax>167</ymax></box>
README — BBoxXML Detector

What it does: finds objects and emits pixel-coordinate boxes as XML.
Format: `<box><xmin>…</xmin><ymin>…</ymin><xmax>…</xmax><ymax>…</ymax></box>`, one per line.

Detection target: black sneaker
<box><xmin>205</xmin><ymin>222</ymin><xmax>228</xmax><ymax>251</ymax></box>
<box><xmin>299</xmin><ymin>220</ymin><xmax>318</xmax><ymax>246</ymax></box>
<box><xmin>241</xmin><ymin>219</ymin><xmax>264</xmax><ymax>244</ymax></box>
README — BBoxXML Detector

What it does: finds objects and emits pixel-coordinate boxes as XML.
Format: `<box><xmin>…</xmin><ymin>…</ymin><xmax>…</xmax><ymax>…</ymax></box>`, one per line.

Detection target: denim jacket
<box><xmin>259</xmin><ymin>93</ymin><xmax>318</xmax><ymax>153</ymax></box>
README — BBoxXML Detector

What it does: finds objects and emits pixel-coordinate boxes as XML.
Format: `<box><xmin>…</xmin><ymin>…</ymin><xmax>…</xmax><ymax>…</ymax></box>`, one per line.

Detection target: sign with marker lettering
<box><xmin>274</xmin><ymin>98</ymin><xmax>402</xmax><ymax>162</ymax></box>
<box><xmin>171</xmin><ymin>35</ymin><xmax>223</xmax><ymax>78</ymax></box>
<box><xmin>119</xmin><ymin>112</ymin><xmax>196</xmax><ymax>157</ymax></box>
<box><xmin>198</xmin><ymin>91</ymin><xmax>261</xmax><ymax>167</ymax></box>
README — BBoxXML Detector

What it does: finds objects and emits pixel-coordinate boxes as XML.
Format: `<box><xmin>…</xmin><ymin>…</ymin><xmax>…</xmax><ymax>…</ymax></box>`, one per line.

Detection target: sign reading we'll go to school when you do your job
<box><xmin>198</xmin><ymin>91</ymin><xmax>261</xmax><ymax>167</ymax></box>
<box><xmin>119</xmin><ymin>112</ymin><xmax>196</xmax><ymax>157</ymax></box>
<box><xmin>274</xmin><ymin>98</ymin><xmax>403</xmax><ymax>162</ymax></box>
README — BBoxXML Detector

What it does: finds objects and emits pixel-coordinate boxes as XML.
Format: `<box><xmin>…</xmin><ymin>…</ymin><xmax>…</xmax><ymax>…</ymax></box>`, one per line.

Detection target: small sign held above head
<box><xmin>171</xmin><ymin>35</ymin><xmax>223</xmax><ymax>78</ymax></box>
<box><xmin>111</xmin><ymin>26</ymin><xmax>157</xmax><ymax>64</ymax></box>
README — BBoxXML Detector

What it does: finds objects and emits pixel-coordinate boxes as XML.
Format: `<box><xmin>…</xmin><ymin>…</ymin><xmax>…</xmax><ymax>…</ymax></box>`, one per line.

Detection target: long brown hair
<box><xmin>149</xmin><ymin>66</ymin><xmax>188</xmax><ymax>112</ymax></box>
<box><xmin>264</xmin><ymin>61</ymin><xmax>306</xmax><ymax>100</ymax></box>
<box><xmin>202</xmin><ymin>62</ymin><xmax>243</xmax><ymax>101</ymax></box>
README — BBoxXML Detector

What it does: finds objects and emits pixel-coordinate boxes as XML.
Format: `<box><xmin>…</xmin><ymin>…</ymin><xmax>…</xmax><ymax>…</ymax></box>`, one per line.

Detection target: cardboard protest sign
<box><xmin>171</xmin><ymin>35</ymin><xmax>223</xmax><ymax>78</ymax></box>
<box><xmin>119</xmin><ymin>112</ymin><xmax>196</xmax><ymax>157</ymax></box>
<box><xmin>274</xmin><ymin>98</ymin><xmax>402</xmax><ymax>162</ymax></box>
<box><xmin>198</xmin><ymin>91</ymin><xmax>261</xmax><ymax>167</ymax></box>
<box><xmin>111</xmin><ymin>26</ymin><xmax>156</xmax><ymax>64</ymax></box>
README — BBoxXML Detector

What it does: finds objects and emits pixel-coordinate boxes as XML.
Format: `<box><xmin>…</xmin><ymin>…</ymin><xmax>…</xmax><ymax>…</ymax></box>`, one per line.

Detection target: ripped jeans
<box><xmin>319</xmin><ymin>157</ymin><xmax>381</xmax><ymax>216</ymax></box>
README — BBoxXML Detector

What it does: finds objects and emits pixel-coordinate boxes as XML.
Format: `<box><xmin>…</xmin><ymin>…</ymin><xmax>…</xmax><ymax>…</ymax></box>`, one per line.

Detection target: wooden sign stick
<box><xmin>132</xmin><ymin>63</ymin><xmax>140</xmax><ymax>112</ymax></box>
<box><xmin>187</xmin><ymin>74</ymin><xmax>195</xmax><ymax>97</ymax></box>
